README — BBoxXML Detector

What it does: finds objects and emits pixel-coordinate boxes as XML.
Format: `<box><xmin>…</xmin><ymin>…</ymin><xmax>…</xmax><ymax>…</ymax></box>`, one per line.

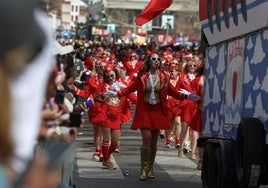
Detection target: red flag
<box><xmin>135</xmin><ymin>0</ymin><xmax>173</xmax><ymax>26</ymax></box>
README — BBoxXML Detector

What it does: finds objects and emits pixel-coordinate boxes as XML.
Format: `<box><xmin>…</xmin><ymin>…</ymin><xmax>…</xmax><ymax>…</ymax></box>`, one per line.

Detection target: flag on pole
<box><xmin>135</xmin><ymin>0</ymin><xmax>173</xmax><ymax>26</ymax></box>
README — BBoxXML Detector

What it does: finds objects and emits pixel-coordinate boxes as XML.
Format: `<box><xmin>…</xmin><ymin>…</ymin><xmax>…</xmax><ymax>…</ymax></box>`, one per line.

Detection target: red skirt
<box><xmin>131</xmin><ymin>102</ymin><xmax>172</xmax><ymax>130</ymax></box>
<box><xmin>189</xmin><ymin>108</ymin><xmax>202</xmax><ymax>132</ymax></box>
<box><xmin>180</xmin><ymin>100</ymin><xmax>197</xmax><ymax>122</ymax></box>
<box><xmin>88</xmin><ymin>102</ymin><xmax>105</xmax><ymax>125</ymax></box>
<box><xmin>166</xmin><ymin>104</ymin><xmax>182</xmax><ymax>120</ymax></box>
<box><xmin>101</xmin><ymin>105</ymin><xmax>122</xmax><ymax>130</ymax></box>
<box><xmin>121</xmin><ymin>109</ymin><xmax>132</xmax><ymax>123</ymax></box>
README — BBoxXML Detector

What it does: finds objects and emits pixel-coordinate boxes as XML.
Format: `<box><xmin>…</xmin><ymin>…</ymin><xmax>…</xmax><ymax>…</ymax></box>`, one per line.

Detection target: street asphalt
<box><xmin>72</xmin><ymin>107</ymin><xmax>202</xmax><ymax>188</ymax></box>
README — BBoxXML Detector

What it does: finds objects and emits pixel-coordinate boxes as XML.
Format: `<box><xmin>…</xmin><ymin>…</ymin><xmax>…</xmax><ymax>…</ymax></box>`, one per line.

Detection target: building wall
<box><xmin>61</xmin><ymin>0</ymin><xmax>88</xmax><ymax>30</ymax></box>
<box><xmin>97</xmin><ymin>0</ymin><xmax>201</xmax><ymax>41</ymax></box>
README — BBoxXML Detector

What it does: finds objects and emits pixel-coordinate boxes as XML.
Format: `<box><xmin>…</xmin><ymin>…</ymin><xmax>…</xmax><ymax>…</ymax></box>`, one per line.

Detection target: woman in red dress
<box><xmin>165</xmin><ymin>59</ymin><xmax>183</xmax><ymax>148</ymax></box>
<box><xmin>189</xmin><ymin>57</ymin><xmax>205</xmax><ymax>169</ymax></box>
<box><xmin>74</xmin><ymin>59</ymin><xmax>106</xmax><ymax>161</ymax></box>
<box><xmin>100</xmin><ymin>65</ymin><xmax>136</xmax><ymax>169</ymax></box>
<box><xmin>105</xmin><ymin>53</ymin><xmax>199</xmax><ymax>180</ymax></box>
<box><xmin>177</xmin><ymin>55</ymin><xmax>200</xmax><ymax>159</ymax></box>
<box><xmin>122</xmin><ymin>51</ymin><xmax>144</xmax><ymax>79</ymax></box>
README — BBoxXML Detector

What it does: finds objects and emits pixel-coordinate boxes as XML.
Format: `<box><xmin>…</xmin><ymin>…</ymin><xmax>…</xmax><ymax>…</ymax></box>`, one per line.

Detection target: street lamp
<box><xmin>75</xmin><ymin>17</ymin><xmax>79</xmax><ymax>39</ymax></box>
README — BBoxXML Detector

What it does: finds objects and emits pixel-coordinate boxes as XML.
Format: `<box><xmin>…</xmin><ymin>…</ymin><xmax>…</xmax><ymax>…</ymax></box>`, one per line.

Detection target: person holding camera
<box><xmin>0</xmin><ymin>0</ymin><xmax>66</xmax><ymax>187</ymax></box>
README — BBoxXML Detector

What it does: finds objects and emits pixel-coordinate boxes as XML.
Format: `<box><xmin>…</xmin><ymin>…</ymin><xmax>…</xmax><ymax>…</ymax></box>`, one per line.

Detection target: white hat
<box><xmin>54</xmin><ymin>41</ymin><xmax>74</xmax><ymax>55</ymax></box>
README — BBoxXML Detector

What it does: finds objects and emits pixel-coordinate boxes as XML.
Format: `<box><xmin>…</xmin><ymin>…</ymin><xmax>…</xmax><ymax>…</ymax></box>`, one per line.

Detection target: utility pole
<box><xmin>165</xmin><ymin>18</ymin><xmax>171</xmax><ymax>45</ymax></box>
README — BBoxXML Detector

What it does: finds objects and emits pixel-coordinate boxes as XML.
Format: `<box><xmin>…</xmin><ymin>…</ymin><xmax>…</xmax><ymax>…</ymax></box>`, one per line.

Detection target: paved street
<box><xmin>73</xmin><ymin>108</ymin><xmax>202</xmax><ymax>188</ymax></box>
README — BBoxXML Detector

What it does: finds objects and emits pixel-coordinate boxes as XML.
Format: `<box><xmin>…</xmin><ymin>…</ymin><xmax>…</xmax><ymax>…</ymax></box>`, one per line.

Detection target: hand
<box><xmin>111</xmin><ymin>81</ymin><xmax>126</xmax><ymax>92</ymax></box>
<box><xmin>115</xmin><ymin>81</ymin><xmax>127</xmax><ymax>89</ymax></box>
<box><xmin>103</xmin><ymin>91</ymin><xmax>117</xmax><ymax>98</ymax></box>
<box><xmin>179</xmin><ymin>88</ymin><xmax>191</xmax><ymax>95</ymax></box>
<box><xmin>74</xmin><ymin>79</ymin><xmax>82</xmax><ymax>85</ymax></box>
<box><xmin>187</xmin><ymin>93</ymin><xmax>201</xmax><ymax>101</ymax></box>
<box><xmin>86</xmin><ymin>98</ymin><xmax>94</xmax><ymax>108</ymax></box>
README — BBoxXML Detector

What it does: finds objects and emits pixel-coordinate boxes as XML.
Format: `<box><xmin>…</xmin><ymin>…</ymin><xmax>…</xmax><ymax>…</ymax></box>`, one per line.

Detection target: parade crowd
<box><xmin>58</xmin><ymin>37</ymin><xmax>205</xmax><ymax>180</ymax></box>
<box><xmin>0</xmin><ymin>1</ymin><xmax>205</xmax><ymax>187</ymax></box>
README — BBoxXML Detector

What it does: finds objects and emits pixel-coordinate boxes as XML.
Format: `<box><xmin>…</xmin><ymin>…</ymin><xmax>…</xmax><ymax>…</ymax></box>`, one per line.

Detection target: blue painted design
<box><xmin>203</xmin><ymin>29</ymin><xmax>268</xmax><ymax>139</ymax></box>
<box><xmin>202</xmin><ymin>0</ymin><xmax>266</xmax><ymax>29</ymax></box>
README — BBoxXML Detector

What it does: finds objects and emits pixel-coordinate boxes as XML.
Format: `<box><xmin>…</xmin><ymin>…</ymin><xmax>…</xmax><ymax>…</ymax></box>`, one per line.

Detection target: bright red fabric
<box><xmin>135</xmin><ymin>0</ymin><xmax>173</xmax><ymax>26</ymax></box>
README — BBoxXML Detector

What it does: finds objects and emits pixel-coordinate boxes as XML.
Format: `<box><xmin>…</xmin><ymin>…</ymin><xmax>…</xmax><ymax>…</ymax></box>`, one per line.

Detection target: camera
<box><xmin>54</xmin><ymin>90</ymin><xmax>65</xmax><ymax>104</ymax></box>
<box><xmin>69</xmin><ymin>111</ymin><xmax>82</xmax><ymax>127</ymax></box>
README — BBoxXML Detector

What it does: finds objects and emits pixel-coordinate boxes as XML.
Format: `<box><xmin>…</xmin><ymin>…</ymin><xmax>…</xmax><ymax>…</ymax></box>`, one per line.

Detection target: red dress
<box><xmin>166</xmin><ymin>77</ymin><xmax>182</xmax><ymax>120</ymax></box>
<box><xmin>75</xmin><ymin>74</ymin><xmax>106</xmax><ymax>125</ymax></box>
<box><xmin>123</xmin><ymin>60</ymin><xmax>144</xmax><ymax>79</ymax></box>
<box><xmin>177</xmin><ymin>73</ymin><xmax>197</xmax><ymax>122</ymax></box>
<box><xmin>118</xmin><ymin>71</ymin><xmax>186</xmax><ymax>130</ymax></box>
<box><xmin>189</xmin><ymin>75</ymin><xmax>204</xmax><ymax>132</ymax></box>
<box><xmin>119</xmin><ymin>77</ymin><xmax>137</xmax><ymax>123</ymax></box>
<box><xmin>101</xmin><ymin>82</ymin><xmax>123</xmax><ymax>130</ymax></box>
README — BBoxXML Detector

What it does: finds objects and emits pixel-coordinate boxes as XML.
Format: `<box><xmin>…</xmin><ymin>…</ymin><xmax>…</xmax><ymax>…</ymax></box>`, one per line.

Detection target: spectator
<box><xmin>0</xmin><ymin>0</ymin><xmax>61</xmax><ymax>187</ymax></box>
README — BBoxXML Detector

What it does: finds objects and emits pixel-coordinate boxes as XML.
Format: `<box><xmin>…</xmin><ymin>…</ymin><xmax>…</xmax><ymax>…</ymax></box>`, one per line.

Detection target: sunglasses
<box><xmin>97</xmin><ymin>65</ymin><xmax>105</xmax><ymax>69</ymax></box>
<box><xmin>151</xmin><ymin>57</ymin><xmax>161</xmax><ymax>62</ymax></box>
<box><xmin>171</xmin><ymin>62</ymin><xmax>179</xmax><ymax>65</ymax></box>
<box><xmin>169</xmin><ymin>69</ymin><xmax>179</xmax><ymax>73</ymax></box>
<box><xmin>107</xmin><ymin>74</ymin><xmax>115</xmax><ymax>78</ymax></box>
<box><xmin>188</xmin><ymin>64</ymin><xmax>197</xmax><ymax>68</ymax></box>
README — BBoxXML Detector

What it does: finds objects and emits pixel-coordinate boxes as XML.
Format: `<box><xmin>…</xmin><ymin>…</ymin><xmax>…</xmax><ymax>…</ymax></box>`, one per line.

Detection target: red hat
<box><xmin>84</xmin><ymin>55</ymin><xmax>94</xmax><ymax>70</ymax></box>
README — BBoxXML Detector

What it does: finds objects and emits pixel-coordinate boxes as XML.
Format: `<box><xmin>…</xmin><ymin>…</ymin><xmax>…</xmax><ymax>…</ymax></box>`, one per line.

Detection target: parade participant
<box><xmin>189</xmin><ymin>56</ymin><xmax>205</xmax><ymax>169</ymax></box>
<box><xmin>104</xmin><ymin>53</ymin><xmax>200</xmax><ymax>180</ymax></box>
<box><xmin>177</xmin><ymin>54</ymin><xmax>199</xmax><ymax>159</ymax></box>
<box><xmin>74</xmin><ymin>59</ymin><xmax>106</xmax><ymax>161</ymax></box>
<box><xmin>159</xmin><ymin>49</ymin><xmax>173</xmax><ymax>139</ymax></box>
<box><xmin>122</xmin><ymin>51</ymin><xmax>144</xmax><ymax>79</ymax></box>
<box><xmin>113</xmin><ymin>63</ymin><xmax>137</xmax><ymax>152</ymax></box>
<box><xmin>161</xmin><ymin>48</ymin><xmax>173</xmax><ymax>72</ymax></box>
<box><xmin>165</xmin><ymin>59</ymin><xmax>183</xmax><ymax>148</ymax></box>
<box><xmin>99</xmin><ymin>65</ymin><xmax>129</xmax><ymax>169</ymax></box>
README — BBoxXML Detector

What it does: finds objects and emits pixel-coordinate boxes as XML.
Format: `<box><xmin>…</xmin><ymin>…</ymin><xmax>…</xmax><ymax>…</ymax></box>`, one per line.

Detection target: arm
<box><xmin>167</xmin><ymin>82</ymin><xmax>186</xmax><ymax>101</ymax></box>
<box><xmin>117</xmin><ymin>77</ymin><xmax>138</xmax><ymax>97</ymax></box>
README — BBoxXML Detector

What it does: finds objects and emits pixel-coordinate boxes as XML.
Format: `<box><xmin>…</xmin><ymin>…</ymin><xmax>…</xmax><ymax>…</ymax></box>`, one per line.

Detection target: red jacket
<box><xmin>118</xmin><ymin>71</ymin><xmax>185</xmax><ymax>115</ymax></box>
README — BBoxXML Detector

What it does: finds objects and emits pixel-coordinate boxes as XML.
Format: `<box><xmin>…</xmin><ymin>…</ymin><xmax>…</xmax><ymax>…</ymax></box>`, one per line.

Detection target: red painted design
<box><xmin>232</xmin><ymin>71</ymin><xmax>238</xmax><ymax>103</ymax></box>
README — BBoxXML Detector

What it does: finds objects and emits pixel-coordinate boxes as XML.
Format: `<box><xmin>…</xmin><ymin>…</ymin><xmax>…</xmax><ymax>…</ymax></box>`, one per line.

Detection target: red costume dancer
<box><xmin>122</xmin><ymin>51</ymin><xmax>144</xmax><ymax>79</ymax></box>
<box><xmin>74</xmin><ymin>59</ymin><xmax>106</xmax><ymax>161</ymax></box>
<box><xmin>177</xmin><ymin>54</ymin><xmax>199</xmax><ymax>159</ymax></box>
<box><xmin>111</xmin><ymin>53</ymin><xmax>199</xmax><ymax>180</ymax></box>
<box><xmin>189</xmin><ymin>58</ymin><xmax>205</xmax><ymax>169</ymax></box>
<box><xmin>100</xmin><ymin>66</ymin><xmax>136</xmax><ymax>169</ymax></box>
<box><xmin>165</xmin><ymin>61</ymin><xmax>183</xmax><ymax>148</ymax></box>
<box><xmin>189</xmin><ymin>75</ymin><xmax>204</xmax><ymax>133</ymax></box>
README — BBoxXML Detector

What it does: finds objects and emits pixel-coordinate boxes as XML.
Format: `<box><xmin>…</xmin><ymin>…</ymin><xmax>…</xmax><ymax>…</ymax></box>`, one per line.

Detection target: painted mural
<box><xmin>202</xmin><ymin>29</ymin><xmax>268</xmax><ymax>139</ymax></box>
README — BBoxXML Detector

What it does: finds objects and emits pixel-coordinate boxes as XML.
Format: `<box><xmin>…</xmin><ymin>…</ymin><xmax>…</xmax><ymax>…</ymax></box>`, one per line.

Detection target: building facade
<box><xmin>43</xmin><ymin>0</ymin><xmax>200</xmax><ymax>44</ymax></box>
<box><xmin>87</xmin><ymin>0</ymin><xmax>200</xmax><ymax>44</ymax></box>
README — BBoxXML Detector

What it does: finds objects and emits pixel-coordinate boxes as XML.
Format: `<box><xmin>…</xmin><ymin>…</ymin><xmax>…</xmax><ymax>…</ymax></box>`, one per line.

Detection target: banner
<box><xmin>135</xmin><ymin>0</ymin><xmax>173</xmax><ymax>26</ymax></box>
